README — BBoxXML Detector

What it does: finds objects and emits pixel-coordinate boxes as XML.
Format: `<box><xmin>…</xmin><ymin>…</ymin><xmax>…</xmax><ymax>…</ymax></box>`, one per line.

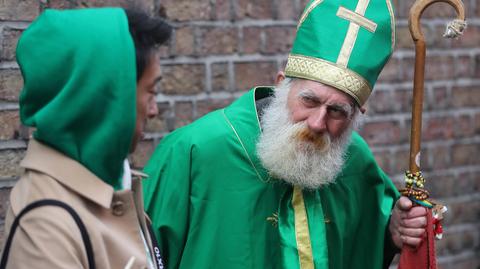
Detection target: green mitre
<box><xmin>285</xmin><ymin>0</ymin><xmax>395</xmax><ymax>106</ymax></box>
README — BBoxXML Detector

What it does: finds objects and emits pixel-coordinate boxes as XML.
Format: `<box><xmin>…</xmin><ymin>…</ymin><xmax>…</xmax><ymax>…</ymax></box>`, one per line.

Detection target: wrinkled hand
<box><xmin>389</xmin><ymin>196</ymin><xmax>428</xmax><ymax>249</ymax></box>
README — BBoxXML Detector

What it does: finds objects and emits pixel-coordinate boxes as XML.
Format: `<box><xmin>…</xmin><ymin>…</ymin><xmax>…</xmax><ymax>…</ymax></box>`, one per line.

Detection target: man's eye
<box><xmin>327</xmin><ymin>106</ymin><xmax>348</xmax><ymax>119</ymax></box>
<box><xmin>301</xmin><ymin>96</ymin><xmax>317</xmax><ymax>106</ymax></box>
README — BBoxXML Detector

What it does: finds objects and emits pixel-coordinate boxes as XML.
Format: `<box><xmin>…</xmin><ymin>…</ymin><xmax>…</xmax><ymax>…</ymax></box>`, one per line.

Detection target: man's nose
<box><xmin>306</xmin><ymin>107</ymin><xmax>327</xmax><ymax>134</ymax></box>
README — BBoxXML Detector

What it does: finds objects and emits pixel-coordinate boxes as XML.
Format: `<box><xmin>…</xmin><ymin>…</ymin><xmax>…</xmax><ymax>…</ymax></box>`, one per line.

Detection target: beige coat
<box><xmin>3</xmin><ymin>140</ymin><xmax>160</xmax><ymax>269</ymax></box>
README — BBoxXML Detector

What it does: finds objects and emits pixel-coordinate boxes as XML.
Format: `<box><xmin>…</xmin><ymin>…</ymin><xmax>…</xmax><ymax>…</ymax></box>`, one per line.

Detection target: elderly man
<box><xmin>143</xmin><ymin>0</ymin><xmax>427</xmax><ymax>268</ymax></box>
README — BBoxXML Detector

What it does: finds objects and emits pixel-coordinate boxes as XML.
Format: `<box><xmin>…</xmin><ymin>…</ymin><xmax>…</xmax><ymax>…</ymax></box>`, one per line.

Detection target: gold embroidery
<box><xmin>266</xmin><ymin>213</ymin><xmax>279</xmax><ymax>227</ymax></box>
<box><xmin>336</xmin><ymin>6</ymin><xmax>377</xmax><ymax>33</ymax></box>
<box><xmin>285</xmin><ymin>54</ymin><xmax>371</xmax><ymax>106</ymax></box>
<box><xmin>297</xmin><ymin>0</ymin><xmax>324</xmax><ymax>30</ymax></box>
<box><xmin>386</xmin><ymin>0</ymin><xmax>396</xmax><ymax>52</ymax></box>
<box><xmin>336</xmin><ymin>0</ymin><xmax>374</xmax><ymax>67</ymax></box>
<box><xmin>292</xmin><ymin>186</ymin><xmax>314</xmax><ymax>269</ymax></box>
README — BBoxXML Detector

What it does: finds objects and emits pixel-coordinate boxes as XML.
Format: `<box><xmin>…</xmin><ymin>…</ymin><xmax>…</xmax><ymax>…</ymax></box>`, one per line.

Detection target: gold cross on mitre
<box><xmin>336</xmin><ymin>0</ymin><xmax>378</xmax><ymax>67</ymax></box>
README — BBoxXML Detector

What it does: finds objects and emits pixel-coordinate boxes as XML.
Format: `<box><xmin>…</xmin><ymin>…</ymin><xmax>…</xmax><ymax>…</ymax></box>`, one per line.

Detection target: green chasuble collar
<box><xmin>223</xmin><ymin>87</ymin><xmax>329</xmax><ymax>269</ymax></box>
<box><xmin>223</xmin><ymin>87</ymin><xmax>270</xmax><ymax>183</ymax></box>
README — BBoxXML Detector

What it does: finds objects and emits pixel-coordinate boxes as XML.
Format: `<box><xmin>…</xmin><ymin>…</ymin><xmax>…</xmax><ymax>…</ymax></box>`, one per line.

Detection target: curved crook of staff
<box><xmin>408</xmin><ymin>0</ymin><xmax>466</xmax><ymax>173</ymax></box>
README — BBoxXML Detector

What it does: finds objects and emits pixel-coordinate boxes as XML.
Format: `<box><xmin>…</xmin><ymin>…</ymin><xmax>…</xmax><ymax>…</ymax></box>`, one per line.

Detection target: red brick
<box><xmin>197</xmin><ymin>98</ymin><xmax>234</xmax><ymax>117</ymax></box>
<box><xmin>451</xmin><ymin>142</ymin><xmax>479</xmax><ymax>166</ymax></box>
<box><xmin>436</xmin><ymin>228</ymin><xmax>478</xmax><ymax>256</ymax></box>
<box><xmin>451</xmin><ymin>86</ymin><xmax>480</xmax><ymax>108</ymax></box>
<box><xmin>395</xmin><ymin>25</ymin><xmax>415</xmax><ymax>49</ymax></box>
<box><xmin>426</xmin><ymin>86</ymin><xmax>449</xmax><ymax>111</ymax></box>
<box><xmin>0</xmin><ymin>187</ymin><xmax>12</xmax><ymax>248</ymax></box>
<box><xmin>422</xmin><ymin>116</ymin><xmax>454</xmax><ymax>141</ymax></box>
<box><xmin>0</xmin><ymin>149</ymin><xmax>26</xmax><ymax>179</ymax></box>
<box><xmin>160</xmin><ymin>64</ymin><xmax>206</xmax><ymax>95</ymax></box>
<box><xmin>242</xmin><ymin>27</ymin><xmax>263</xmax><ymax>55</ymax></box>
<box><xmin>366</xmin><ymin>90</ymin><xmax>394</xmax><ymax>114</ymax></box>
<box><xmin>423</xmin><ymin>144</ymin><xmax>450</xmax><ymax>171</ymax></box>
<box><xmin>276</xmin><ymin>0</ymin><xmax>296</xmax><ymax>20</ymax></box>
<box><xmin>432</xmin><ymin>25</ymin><xmax>453</xmax><ymax>49</ymax></box>
<box><xmin>234</xmin><ymin>61</ymin><xmax>277</xmax><ymax>91</ymax></box>
<box><xmin>443</xmin><ymin>198</ymin><xmax>480</xmax><ymax>225</ymax></box>
<box><xmin>371</xmin><ymin>149</ymin><xmax>392</xmax><ymax>174</ymax></box>
<box><xmin>129</xmin><ymin>139</ymin><xmax>155</xmax><ymax>169</ymax></box>
<box><xmin>403</xmin><ymin>55</ymin><xmax>456</xmax><ymax>81</ymax></box>
<box><xmin>262</xmin><ymin>26</ymin><xmax>296</xmax><ymax>54</ymax></box>
<box><xmin>58</xmin><ymin>0</ymin><xmax>155</xmax><ymax>10</ymax></box>
<box><xmin>452</xmin><ymin>25</ymin><xmax>480</xmax><ymax>49</ymax></box>
<box><xmin>476</xmin><ymin>54</ymin><xmax>480</xmax><ymax>78</ymax></box>
<box><xmin>421</xmin><ymin>1</ymin><xmax>457</xmax><ymax>18</ymax></box>
<box><xmin>174</xmin><ymin>26</ymin><xmax>195</xmax><ymax>56</ymax></box>
<box><xmin>211</xmin><ymin>62</ymin><xmax>230</xmax><ymax>92</ymax></box>
<box><xmin>1</xmin><ymin>28</ymin><xmax>23</xmax><ymax>61</ymax></box>
<box><xmin>440</xmin><ymin>257</ymin><xmax>480</xmax><ymax>269</ymax></box>
<box><xmin>0</xmin><ymin>0</ymin><xmax>40</xmax><ymax>21</ymax></box>
<box><xmin>145</xmin><ymin>102</ymin><xmax>172</xmax><ymax>133</ymax></box>
<box><xmin>174</xmin><ymin>101</ymin><xmax>194</xmax><ymax>128</ymax></box>
<box><xmin>44</xmin><ymin>0</ymin><xmax>78</xmax><ymax>9</ymax></box>
<box><xmin>235</xmin><ymin>0</ymin><xmax>274</xmax><ymax>20</ymax></box>
<box><xmin>426</xmin><ymin>55</ymin><xmax>455</xmax><ymax>80</ymax></box>
<box><xmin>0</xmin><ymin>187</ymin><xmax>11</xmax><ymax>220</ymax></box>
<box><xmin>298</xmin><ymin>0</ymin><xmax>311</xmax><ymax>15</ymax></box>
<box><xmin>390</xmin><ymin>148</ymin><xmax>411</xmax><ymax>175</ymax></box>
<box><xmin>161</xmin><ymin>0</ymin><xmax>211</xmax><ymax>21</ymax></box>
<box><xmin>198</xmin><ymin>27</ymin><xmax>238</xmax><ymax>55</ymax></box>
<box><xmin>391</xmin><ymin>88</ymin><xmax>413</xmax><ymax>113</ymax></box>
<box><xmin>454</xmin><ymin>55</ymin><xmax>472</xmax><ymax>78</ymax></box>
<box><xmin>360</xmin><ymin>120</ymin><xmax>402</xmax><ymax>146</ymax></box>
<box><xmin>0</xmin><ymin>111</ymin><xmax>20</xmax><ymax>140</ymax></box>
<box><xmin>475</xmin><ymin>112</ymin><xmax>480</xmax><ymax>134</ymax></box>
<box><xmin>427</xmin><ymin>173</ymin><xmax>455</xmax><ymax>198</ymax></box>
<box><xmin>0</xmin><ymin>69</ymin><xmax>23</xmax><ymax>102</ymax></box>
<box><xmin>453</xmin><ymin>114</ymin><xmax>475</xmax><ymax>138</ymax></box>
<box><xmin>214</xmin><ymin>0</ymin><xmax>231</xmax><ymax>20</ymax></box>
<box><xmin>377</xmin><ymin>57</ymin><xmax>401</xmax><ymax>83</ymax></box>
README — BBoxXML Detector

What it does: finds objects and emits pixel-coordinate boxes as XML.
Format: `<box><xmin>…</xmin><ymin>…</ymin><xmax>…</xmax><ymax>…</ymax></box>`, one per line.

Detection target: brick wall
<box><xmin>0</xmin><ymin>0</ymin><xmax>479</xmax><ymax>268</ymax></box>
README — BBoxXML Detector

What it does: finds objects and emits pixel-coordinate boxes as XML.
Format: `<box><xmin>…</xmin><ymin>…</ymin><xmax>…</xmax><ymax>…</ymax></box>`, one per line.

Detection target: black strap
<box><xmin>146</xmin><ymin>221</ymin><xmax>165</xmax><ymax>269</ymax></box>
<box><xmin>0</xmin><ymin>199</ymin><xmax>96</xmax><ymax>269</ymax></box>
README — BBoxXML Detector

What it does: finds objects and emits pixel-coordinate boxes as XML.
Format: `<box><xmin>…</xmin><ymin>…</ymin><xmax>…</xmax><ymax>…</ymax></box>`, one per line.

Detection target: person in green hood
<box><xmin>1</xmin><ymin>7</ymin><xmax>171</xmax><ymax>269</ymax></box>
<box><xmin>143</xmin><ymin>0</ymin><xmax>428</xmax><ymax>269</ymax></box>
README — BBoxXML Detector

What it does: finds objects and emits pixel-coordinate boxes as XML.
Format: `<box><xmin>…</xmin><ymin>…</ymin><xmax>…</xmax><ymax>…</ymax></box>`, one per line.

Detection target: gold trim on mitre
<box><xmin>285</xmin><ymin>54</ymin><xmax>372</xmax><ymax>106</ymax></box>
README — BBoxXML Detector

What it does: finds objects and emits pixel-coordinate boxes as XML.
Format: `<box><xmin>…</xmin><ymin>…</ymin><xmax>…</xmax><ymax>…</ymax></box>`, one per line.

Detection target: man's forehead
<box><xmin>294</xmin><ymin>79</ymin><xmax>354</xmax><ymax>104</ymax></box>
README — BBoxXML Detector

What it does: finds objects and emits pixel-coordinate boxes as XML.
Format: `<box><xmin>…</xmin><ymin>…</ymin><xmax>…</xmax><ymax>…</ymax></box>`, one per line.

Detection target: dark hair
<box><xmin>124</xmin><ymin>8</ymin><xmax>172</xmax><ymax>81</ymax></box>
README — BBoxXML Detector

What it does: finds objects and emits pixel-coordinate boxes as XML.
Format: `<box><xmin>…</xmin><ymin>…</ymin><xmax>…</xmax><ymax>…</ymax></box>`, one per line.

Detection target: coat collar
<box><xmin>223</xmin><ymin>86</ymin><xmax>274</xmax><ymax>182</ymax></box>
<box><xmin>21</xmin><ymin>139</ymin><xmax>117</xmax><ymax>208</ymax></box>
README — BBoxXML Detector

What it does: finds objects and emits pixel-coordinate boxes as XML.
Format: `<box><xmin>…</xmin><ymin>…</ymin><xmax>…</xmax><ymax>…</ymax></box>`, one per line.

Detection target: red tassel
<box><xmin>398</xmin><ymin>208</ymin><xmax>437</xmax><ymax>269</ymax></box>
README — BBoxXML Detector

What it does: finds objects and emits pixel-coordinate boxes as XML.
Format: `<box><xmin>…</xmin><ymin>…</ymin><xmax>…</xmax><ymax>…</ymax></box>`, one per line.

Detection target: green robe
<box><xmin>143</xmin><ymin>87</ymin><xmax>400</xmax><ymax>269</ymax></box>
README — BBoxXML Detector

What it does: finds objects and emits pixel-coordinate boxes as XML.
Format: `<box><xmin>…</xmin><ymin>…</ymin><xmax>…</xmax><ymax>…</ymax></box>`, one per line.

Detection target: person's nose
<box><xmin>306</xmin><ymin>106</ymin><xmax>328</xmax><ymax>134</ymax></box>
<box><xmin>148</xmin><ymin>99</ymin><xmax>159</xmax><ymax>118</ymax></box>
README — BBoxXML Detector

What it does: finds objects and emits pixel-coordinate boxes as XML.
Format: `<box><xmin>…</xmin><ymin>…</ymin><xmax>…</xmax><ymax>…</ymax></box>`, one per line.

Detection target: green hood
<box><xmin>17</xmin><ymin>8</ymin><xmax>136</xmax><ymax>189</ymax></box>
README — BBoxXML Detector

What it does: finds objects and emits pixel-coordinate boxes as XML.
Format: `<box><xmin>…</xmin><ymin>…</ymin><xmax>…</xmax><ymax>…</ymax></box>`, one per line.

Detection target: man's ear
<box><xmin>275</xmin><ymin>71</ymin><xmax>286</xmax><ymax>85</ymax></box>
<box><xmin>359</xmin><ymin>106</ymin><xmax>366</xmax><ymax>114</ymax></box>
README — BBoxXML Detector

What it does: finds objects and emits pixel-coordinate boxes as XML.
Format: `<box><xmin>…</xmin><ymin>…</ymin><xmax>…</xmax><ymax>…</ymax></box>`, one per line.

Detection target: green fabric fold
<box><xmin>17</xmin><ymin>8</ymin><xmax>136</xmax><ymax>189</ymax></box>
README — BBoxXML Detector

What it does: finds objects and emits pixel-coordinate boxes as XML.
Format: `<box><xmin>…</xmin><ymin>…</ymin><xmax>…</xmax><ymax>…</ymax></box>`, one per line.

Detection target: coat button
<box><xmin>111</xmin><ymin>200</ymin><xmax>125</xmax><ymax>216</ymax></box>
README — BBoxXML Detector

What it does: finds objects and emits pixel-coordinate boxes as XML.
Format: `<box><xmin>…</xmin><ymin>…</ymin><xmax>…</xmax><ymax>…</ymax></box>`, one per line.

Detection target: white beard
<box><xmin>256</xmin><ymin>80</ymin><xmax>355</xmax><ymax>190</ymax></box>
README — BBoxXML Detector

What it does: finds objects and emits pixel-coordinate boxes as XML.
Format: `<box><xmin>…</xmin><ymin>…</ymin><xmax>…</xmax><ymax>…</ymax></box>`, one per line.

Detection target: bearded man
<box><xmin>143</xmin><ymin>0</ymin><xmax>427</xmax><ymax>268</ymax></box>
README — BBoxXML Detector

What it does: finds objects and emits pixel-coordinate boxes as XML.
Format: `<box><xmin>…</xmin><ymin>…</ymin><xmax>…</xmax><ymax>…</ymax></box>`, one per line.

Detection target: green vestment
<box><xmin>143</xmin><ymin>87</ymin><xmax>400</xmax><ymax>269</ymax></box>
